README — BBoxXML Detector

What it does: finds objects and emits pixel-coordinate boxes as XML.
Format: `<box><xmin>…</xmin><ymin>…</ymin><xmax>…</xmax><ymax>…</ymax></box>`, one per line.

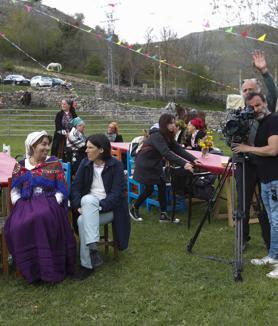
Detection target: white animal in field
<box><xmin>46</xmin><ymin>62</ymin><xmax>62</xmax><ymax>72</ymax></box>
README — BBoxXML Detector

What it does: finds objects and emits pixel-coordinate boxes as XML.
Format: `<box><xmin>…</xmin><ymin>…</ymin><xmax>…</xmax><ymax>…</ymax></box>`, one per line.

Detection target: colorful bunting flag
<box><xmin>116</xmin><ymin>40</ymin><xmax>122</xmax><ymax>45</ymax></box>
<box><xmin>258</xmin><ymin>34</ymin><xmax>266</xmax><ymax>42</ymax></box>
<box><xmin>136</xmin><ymin>48</ymin><xmax>142</xmax><ymax>53</ymax></box>
<box><xmin>203</xmin><ymin>20</ymin><xmax>210</xmax><ymax>28</ymax></box>
<box><xmin>240</xmin><ymin>31</ymin><xmax>248</xmax><ymax>38</ymax></box>
<box><xmin>225</xmin><ymin>27</ymin><xmax>233</xmax><ymax>33</ymax></box>
<box><xmin>24</xmin><ymin>5</ymin><xmax>32</xmax><ymax>13</ymax></box>
<box><xmin>0</xmin><ymin>32</ymin><xmax>5</xmax><ymax>37</ymax></box>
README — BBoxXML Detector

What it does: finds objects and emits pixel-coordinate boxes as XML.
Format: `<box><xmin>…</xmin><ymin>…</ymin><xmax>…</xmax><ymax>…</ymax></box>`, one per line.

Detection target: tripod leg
<box><xmin>234</xmin><ymin>216</ymin><xmax>243</xmax><ymax>281</ymax></box>
<box><xmin>188</xmin><ymin>194</ymin><xmax>192</xmax><ymax>229</ymax></box>
<box><xmin>187</xmin><ymin>163</ymin><xmax>232</xmax><ymax>253</ymax></box>
<box><xmin>187</xmin><ymin>208</ymin><xmax>210</xmax><ymax>253</ymax></box>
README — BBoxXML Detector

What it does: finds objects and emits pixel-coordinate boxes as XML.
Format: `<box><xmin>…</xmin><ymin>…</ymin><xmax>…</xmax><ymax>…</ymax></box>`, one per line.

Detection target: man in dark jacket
<box><xmin>236</xmin><ymin>50</ymin><xmax>278</xmax><ymax>250</ymax></box>
<box><xmin>70</xmin><ymin>134</ymin><xmax>130</xmax><ymax>280</ymax></box>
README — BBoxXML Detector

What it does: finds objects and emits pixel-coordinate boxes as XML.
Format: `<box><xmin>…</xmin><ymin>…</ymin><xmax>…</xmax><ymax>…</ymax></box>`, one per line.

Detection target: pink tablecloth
<box><xmin>111</xmin><ymin>142</ymin><xmax>231</xmax><ymax>175</ymax></box>
<box><xmin>0</xmin><ymin>152</ymin><xmax>16</xmax><ymax>186</ymax></box>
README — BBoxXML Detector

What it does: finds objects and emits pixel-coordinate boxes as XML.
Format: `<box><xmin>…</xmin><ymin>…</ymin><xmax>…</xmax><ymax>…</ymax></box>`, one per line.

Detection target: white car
<box><xmin>30</xmin><ymin>76</ymin><xmax>53</xmax><ymax>87</ymax></box>
<box><xmin>3</xmin><ymin>74</ymin><xmax>30</xmax><ymax>85</ymax></box>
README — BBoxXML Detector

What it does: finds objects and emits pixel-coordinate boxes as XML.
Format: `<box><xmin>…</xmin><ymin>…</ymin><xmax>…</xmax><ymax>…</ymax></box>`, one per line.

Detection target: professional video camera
<box><xmin>221</xmin><ymin>106</ymin><xmax>255</xmax><ymax>146</ymax></box>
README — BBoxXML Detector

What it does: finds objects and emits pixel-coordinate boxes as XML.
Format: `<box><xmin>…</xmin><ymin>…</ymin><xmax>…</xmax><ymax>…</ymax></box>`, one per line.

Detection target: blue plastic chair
<box><xmin>60</xmin><ymin>160</ymin><xmax>71</xmax><ymax>193</ymax></box>
<box><xmin>126</xmin><ymin>152</ymin><xmax>143</xmax><ymax>205</ymax></box>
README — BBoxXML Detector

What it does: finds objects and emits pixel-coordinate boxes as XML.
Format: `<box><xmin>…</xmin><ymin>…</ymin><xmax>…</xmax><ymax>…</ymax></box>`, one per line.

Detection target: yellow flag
<box><xmin>258</xmin><ymin>34</ymin><xmax>266</xmax><ymax>41</ymax></box>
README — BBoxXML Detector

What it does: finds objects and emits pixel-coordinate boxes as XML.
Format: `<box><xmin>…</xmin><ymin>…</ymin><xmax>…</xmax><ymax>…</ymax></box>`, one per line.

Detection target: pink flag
<box><xmin>203</xmin><ymin>20</ymin><xmax>210</xmax><ymax>28</ymax></box>
<box><xmin>24</xmin><ymin>5</ymin><xmax>32</xmax><ymax>13</ymax></box>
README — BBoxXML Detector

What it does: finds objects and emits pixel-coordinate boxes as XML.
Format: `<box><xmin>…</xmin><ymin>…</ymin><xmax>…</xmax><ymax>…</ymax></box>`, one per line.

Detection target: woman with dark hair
<box><xmin>130</xmin><ymin>113</ymin><xmax>200</xmax><ymax>223</ymax></box>
<box><xmin>185</xmin><ymin>118</ymin><xmax>206</xmax><ymax>151</ymax></box>
<box><xmin>51</xmin><ymin>99</ymin><xmax>77</xmax><ymax>159</ymax></box>
<box><xmin>70</xmin><ymin>134</ymin><xmax>130</xmax><ymax>280</ymax></box>
<box><xmin>4</xmin><ymin>131</ymin><xmax>76</xmax><ymax>284</ymax></box>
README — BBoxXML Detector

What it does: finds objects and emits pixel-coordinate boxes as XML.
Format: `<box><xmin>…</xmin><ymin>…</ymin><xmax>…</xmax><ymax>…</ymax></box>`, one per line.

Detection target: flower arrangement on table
<box><xmin>198</xmin><ymin>131</ymin><xmax>214</xmax><ymax>157</ymax></box>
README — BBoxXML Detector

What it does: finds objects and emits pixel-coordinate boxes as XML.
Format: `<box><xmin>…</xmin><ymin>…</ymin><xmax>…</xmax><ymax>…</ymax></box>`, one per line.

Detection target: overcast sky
<box><xmin>42</xmin><ymin>0</ymin><xmax>225</xmax><ymax>43</ymax></box>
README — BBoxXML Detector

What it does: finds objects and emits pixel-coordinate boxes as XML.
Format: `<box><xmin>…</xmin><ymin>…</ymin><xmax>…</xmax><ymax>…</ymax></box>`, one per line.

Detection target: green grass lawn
<box><xmin>1</xmin><ymin>114</ymin><xmax>277</xmax><ymax>325</ymax></box>
<box><xmin>0</xmin><ymin>210</ymin><xmax>276</xmax><ymax>325</ymax></box>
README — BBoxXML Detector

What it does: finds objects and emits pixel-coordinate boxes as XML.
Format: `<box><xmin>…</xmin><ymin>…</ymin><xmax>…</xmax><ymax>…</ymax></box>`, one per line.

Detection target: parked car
<box><xmin>176</xmin><ymin>88</ymin><xmax>187</xmax><ymax>96</ymax></box>
<box><xmin>30</xmin><ymin>76</ymin><xmax>53</xmax><ymax>87</ymax></box>
<box><xmin>51</xmin><ymin>77</ymin><xmax>72</xmax><ymax>89</ymax></box>
<box><xmin>3</xmin><ymin>74</ymin><xmax>30</xmax><ymax>85</ymax></box>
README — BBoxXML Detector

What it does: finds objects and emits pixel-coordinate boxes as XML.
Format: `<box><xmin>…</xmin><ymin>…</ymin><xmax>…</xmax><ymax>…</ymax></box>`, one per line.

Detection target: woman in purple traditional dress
<box><xmin>4</xmin><ymin>131</ymin><xmax>76</xmax><ymax>284</ymax></box>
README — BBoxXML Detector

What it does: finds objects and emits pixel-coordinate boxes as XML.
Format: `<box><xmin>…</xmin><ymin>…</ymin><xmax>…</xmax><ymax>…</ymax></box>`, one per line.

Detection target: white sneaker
<box><xmin>266</xmin><ymin>266</ymin><xmax>278</xmax><ymax>279</ymax></box>
<box><xmin>251</xmin><ymin>256</ymin><xmax>278</xmax><ymax>266</ymax></box>
<box><xmin>172</xmin><ymin>218</ymin><xmax>180</xmax><ymax>224</ymax></box>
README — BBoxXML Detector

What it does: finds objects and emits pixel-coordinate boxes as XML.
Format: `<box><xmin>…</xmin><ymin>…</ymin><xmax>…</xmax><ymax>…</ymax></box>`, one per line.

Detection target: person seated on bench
<box><xmin>70</xmin><ymin>134</ymin><xmax>130</xmax><ymax>280</ymax></box>
<box><xmin>4</xmin><ymin>131</ymin><xmax>76</xmax><ymax>284</ymax></box>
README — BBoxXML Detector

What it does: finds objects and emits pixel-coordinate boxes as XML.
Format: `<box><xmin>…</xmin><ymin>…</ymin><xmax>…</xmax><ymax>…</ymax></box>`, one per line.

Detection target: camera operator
<box><xmin>232</xmin><ymin>92</ymin><xmax>278</xmax><ymax>278</ymax></box>
<box><xmin>235</xmin><ymin>50</ymin><xmax>278</xmax><ymax>250</ymax></box>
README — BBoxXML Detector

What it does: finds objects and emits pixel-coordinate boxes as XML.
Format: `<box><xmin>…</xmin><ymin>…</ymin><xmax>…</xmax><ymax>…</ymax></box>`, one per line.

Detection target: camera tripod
<box><xmin>186</xmin><ymin>153</ymin><xmax>250</xmax><ymax>282</ymax></box>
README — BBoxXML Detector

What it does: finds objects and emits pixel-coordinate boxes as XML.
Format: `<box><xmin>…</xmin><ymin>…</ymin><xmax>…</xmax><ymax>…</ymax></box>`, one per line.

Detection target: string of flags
<box><xmin>4</xmin><ymin>0</ymin><xmax>277</xmax><ymax>92</ymax></box>
<box><xmin>223</xmin><ymin>26</ymin><xmax>278</xmax><ymax>46</ymax></box>
<box><xmin>0</xmin><ymin>32</ymin><xmax>47</xmax><ymax>70</ymax></box>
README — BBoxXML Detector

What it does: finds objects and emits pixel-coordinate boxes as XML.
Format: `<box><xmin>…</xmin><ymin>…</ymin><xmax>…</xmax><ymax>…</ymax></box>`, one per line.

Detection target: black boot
<box><xmin>73</xmin><ymin>266</ymin><xmax>94</xmax><ymax>281</ymax></box>
<box><xmin>90</xmin><ymin>249</ymin><xmax>103</xmax><ymax>268</ymax></box>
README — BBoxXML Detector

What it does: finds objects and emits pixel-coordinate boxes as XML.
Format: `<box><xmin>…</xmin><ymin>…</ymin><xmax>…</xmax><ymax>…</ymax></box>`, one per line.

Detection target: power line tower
<box><xmin>102</xmin><ymin>8</ymin><xmax>118</xmax><ymax>90</ymax></box>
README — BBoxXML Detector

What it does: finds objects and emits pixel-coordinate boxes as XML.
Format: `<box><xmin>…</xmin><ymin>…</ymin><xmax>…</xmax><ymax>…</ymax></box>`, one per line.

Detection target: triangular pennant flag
<box><xmin>136</xmin><ymin>48</ymin><xmax>142</xmax><ymax>53</ymax></box>
<box><xmin>86</xmin><ymin>29</ymin><xmax>93</xmax><ymax>33</ymax></box>
<box><xmin>240</xmin><ymin>31</ymin><xmax>248</xmax><ymax>37</ymax></box>
<box><xmin>225</xmin><ymin>27</ymin><xmax>233</xmax><ymax>33</ymax></box>
<box><xmin>178</xmin><ymin>66</ymin><xmax>183</xmax><ymax>69</ymax></box>
<box><xmin>171</xmin><ymin>64</ymin><xmax>177</xmax><ymax>68</ymax></box>
<box><xmin>106</xmin><ymin>36</ymin><xmax>113</xmax><ymax>42</ymax></box>
<box><xmin>24</xmin><ymin>5</ymin><xmax>32</xmax><ymax>13</ymax></box>
<box><xmin>144</xmin><ymin>52</ymin><xmax>150</xmax><ymax>57</ymax></box>
<box><xmin>0</xmin><ymin>32</ymin><xmax>5</xmax><ymax>37</ymax></box>
<box><xmin>203</xmin><ymin>20</ymin><xmax>210</xmax><ymax>28</ymax></box>
<box><xmin>258</xmin><ymin>34</ymin><xmax>266</xmax><ymax>42</ymax></box>
<box><xmin>127</xmin><ymin>44</ymin><xmax>133</xmax><ymax>49</ymax></box>
<box><xmin>55</xmin><ymin>17</ymin><xmax>60</xmax><ymax>22</ymax></box>
<box><xmin>11</xmin><ymin>0</ymin><xmax>17</xmax><ymax>3</ymax></box>
<box><xmin>96</xmin><ymin>34</ymin><xmax>103</xmax><ymax>39</ymax></box>
<box><xmin>160</xmin><ymin>59</ymin><xmax>166</xmax><ymax>63</ymax></box>
<box><xmin>116</xmin><ymin>40</ymin><xmax>122</xmax><ymax>45</ymax></box>
<box><xmin>151</xmin><ymin>55</ymin><xmax>158</xmax><ymax>60</ymax></box>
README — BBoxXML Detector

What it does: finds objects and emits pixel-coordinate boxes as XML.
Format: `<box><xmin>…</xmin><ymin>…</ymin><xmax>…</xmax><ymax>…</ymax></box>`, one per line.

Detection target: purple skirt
<box><xmin>4</xmin><ymin>196</ymin><xmax>76</xmax><ymax>284</ymax></box>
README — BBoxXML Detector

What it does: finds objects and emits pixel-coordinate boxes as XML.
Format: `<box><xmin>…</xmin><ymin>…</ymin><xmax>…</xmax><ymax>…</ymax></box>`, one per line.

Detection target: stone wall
<box><xmin>0</xmin><ymin>88</ymin><xmax>227</xmax><ymax>129</ymax></box>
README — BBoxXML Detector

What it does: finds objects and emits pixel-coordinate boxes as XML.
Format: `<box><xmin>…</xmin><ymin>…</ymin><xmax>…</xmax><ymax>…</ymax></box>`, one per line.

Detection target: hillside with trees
<box><xmin>1</xmin><ymin>0</ymin><xmax>278</xmax><ymax>101</ymax></box>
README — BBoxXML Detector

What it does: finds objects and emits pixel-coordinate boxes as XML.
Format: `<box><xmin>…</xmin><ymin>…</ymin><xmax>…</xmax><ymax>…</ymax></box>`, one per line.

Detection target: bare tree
<box><xmin>210</xmin><ymin>0</ymin><xmax>267</xmax><ymax>26</ymax></box>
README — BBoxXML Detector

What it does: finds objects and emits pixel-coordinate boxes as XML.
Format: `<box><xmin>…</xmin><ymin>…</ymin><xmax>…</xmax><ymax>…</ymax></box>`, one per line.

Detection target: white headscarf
<box><xmin>25</xmin><ymin>130</ymin><xmax>48</xmax><ymax>159</ymax></box>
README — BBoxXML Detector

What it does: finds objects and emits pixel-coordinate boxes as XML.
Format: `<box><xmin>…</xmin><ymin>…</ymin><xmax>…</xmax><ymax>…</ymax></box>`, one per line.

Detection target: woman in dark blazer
<box><xmin>185</xmin><ymin>118</ymin><xmax>206</xmax><ymax>151</ymax></box>
<box><xmin>130</xmin><ymin>113</ymin><xmax>201</xmax><ymax>223</ymax></box>
<box><xmin>51</xmin><ymin>99</ymin><xmax>77</xmax><ymax>160</ymax></box>
<box><xmin>70</xmin><ymin>134</ymin><xmax>130</xmax><ymax>280</ymax></box>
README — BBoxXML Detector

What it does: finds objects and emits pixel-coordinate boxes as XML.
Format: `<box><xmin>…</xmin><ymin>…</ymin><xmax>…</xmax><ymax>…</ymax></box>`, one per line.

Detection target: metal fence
<box><xmin>0</xmin><ymin>108</ymin><xmax>151</xmax><ymax>140</ymax></box>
